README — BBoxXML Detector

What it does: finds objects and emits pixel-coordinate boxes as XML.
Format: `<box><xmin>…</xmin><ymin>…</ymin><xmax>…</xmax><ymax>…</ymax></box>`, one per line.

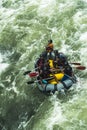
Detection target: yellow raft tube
<box><xmin>49</xmin><ymin>73</ymin><xmax>64</xmax><ymax>84</ymax></box>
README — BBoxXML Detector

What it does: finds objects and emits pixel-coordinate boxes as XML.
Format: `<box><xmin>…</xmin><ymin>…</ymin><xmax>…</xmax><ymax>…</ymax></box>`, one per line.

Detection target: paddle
<box><xmin>70</xmin><ymin>62</ymin><xmax>81</xmax><ymax>65</ymax></box>
<box><xmin>27</xmin><ymin>76</ymin><xmax>54</xmax><ymax>84</ymax></box>
<box><xmin>75</xmin><ymin>66</ymin><xmax>86</xmax><ymax>70</ymax></box>
<box><xmin>23</xmin><ymin>67</ymin><xmax>39</xmax><ymax>76</ymax></box>
<box><xmin>23</xmin><ymin>70</ymin><xmax>39</xmax><ymax>77</ymax></box>
<box><xmin>29</xmin><ymin>72</ymin><xmax>39</xmax><ymax>77</ymax></box>
<box><xmin>23</xmin><ymin>71</ymin><xmax>31</xmax><ymax>75</ymax></box>
<box><xmin>27</xmin><ymin>81</ymin><xmax>35</xmax><ymax>84</ymax></box>
<box><xmin>69</xmin><ymin>63</ymin><xmax>86</xmax><ymax>70</ymax></box>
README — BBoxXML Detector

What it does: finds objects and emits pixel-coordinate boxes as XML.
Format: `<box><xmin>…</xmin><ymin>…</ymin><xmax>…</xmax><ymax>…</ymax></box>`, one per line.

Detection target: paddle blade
<box><xmin>76</xmin><ymin>66</ymin><xmax>86</xmax><ymax>70</ymax></box>
<box><xmin>29</xmin><ymin>72</ymin><xmax>39</xmax><ymax>77</ymax></box>
<box><xmin>23</xmin><ymin>71</ymin><xmax>31</xmax><ymax>75</ymax></box>
<box><xmin>71</xmin><ymin>62</ymin><xmax>81</xmax><ymax>65</ymax></box>
<box><xmin>27</xmin><ymin>81</ymin><xmax>35</xmax><ymax>84</ymax></box>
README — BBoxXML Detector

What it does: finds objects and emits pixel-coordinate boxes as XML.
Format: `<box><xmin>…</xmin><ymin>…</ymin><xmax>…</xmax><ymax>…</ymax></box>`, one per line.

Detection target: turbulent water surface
<box><xmin>0</xmin><ymin>0</ymin><xmax>87</xmax><ymax>130</ymax></box>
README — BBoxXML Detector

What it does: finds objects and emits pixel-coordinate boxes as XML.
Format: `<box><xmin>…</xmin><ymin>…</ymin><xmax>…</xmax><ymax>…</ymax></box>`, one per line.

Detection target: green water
<box><xmin>0</xmin><ymin>0</ymin><xmax>87</xmax><ymax>130</ymax></box>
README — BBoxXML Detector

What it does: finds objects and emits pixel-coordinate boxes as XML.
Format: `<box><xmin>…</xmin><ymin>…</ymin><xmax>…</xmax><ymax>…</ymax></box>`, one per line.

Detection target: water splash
<box><xmin>0</xmin><ymin>53</ymin><xmax>9</xmax><ymax>73</ymax></box>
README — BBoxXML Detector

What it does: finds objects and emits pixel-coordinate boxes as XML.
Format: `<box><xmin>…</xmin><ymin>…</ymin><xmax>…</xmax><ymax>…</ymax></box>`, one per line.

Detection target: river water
<box><xmin>0</xmin><ymin>0</ymin><xmax>87</xmax><ymax>130</ymax></box>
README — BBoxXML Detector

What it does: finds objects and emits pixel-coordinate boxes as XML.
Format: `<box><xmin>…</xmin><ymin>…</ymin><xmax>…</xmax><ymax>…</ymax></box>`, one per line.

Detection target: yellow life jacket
<box><xmin>48</xmin><ymin>59</ymin><xmax>64</xmax><ymax>84</ymax></box>
<box><xmin>49</xmin><ymin>59</ymin><xmax>54</xmax><ymax>68</ymax></box>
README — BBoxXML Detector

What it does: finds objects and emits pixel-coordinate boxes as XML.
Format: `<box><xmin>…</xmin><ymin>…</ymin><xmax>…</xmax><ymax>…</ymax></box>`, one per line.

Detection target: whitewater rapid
<box><xmin>0</xmin><ymin>0</ymin><xmax>87</xmax><ymax>130</ymax></box>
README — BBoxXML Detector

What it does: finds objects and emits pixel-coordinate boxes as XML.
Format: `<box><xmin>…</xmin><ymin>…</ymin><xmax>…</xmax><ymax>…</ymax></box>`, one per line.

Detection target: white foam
<box><xmin>83</xmin><ymin>0</ymin><xmax>87</xmax><ymax>2</ymax></box>
<box><xmin>79</xmin><ymin>32</ymin><xmax>87</xmax><ymax>42</ymax></box>
<box><xmin>37</xmin><ymin>0</ymin><xmax>56</xmax><ymax>16</ymax></box>
<box><xmin>0</xmin><ymin>53</ymin><xmax>9</xmax><ymax>73</ymax></box>
<box><xmin>46</xmin><ymin>96</ymin><xmax>66</xmax><ymax>130</ymax></box>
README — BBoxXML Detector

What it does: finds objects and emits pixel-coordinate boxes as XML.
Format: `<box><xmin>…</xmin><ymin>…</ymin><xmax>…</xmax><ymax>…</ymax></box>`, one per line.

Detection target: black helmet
<box><xmin>59</xmin><ymin>53</ymin><xmax>67</xmax><ymax>60</ymax></box>
<box><xmin>40</xmin><ymin>54</ymin><xmax>43</xmax><ymax>57</ymax></box>
<box><xmin>48</xmin><ymin>39</ymin><xmax>53</xmax><ymax>43</ymax></box>
<box><xmin>39</xmin><ymin>54</ymin><xmax>44</xmax><ymax>58</ymax></box>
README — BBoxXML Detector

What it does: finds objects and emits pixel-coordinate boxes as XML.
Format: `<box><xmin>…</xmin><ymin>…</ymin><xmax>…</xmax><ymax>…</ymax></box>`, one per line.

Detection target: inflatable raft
<box><xmin>36</xmin><ymin>73</ymin><xmax>77</xmax><ymax>93</ymax></box>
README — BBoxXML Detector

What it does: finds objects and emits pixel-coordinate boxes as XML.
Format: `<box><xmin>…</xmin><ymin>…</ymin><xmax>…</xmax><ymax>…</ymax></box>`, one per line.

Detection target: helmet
<box><xmin>40</xmin><ymin>54</ymin><xmax>43</xmax><ymax>57</ymax></box>
<box><xmin>48</xmin><ymin>39</ymin><xmax>53</xmax><ymax>43</ymax></box>
<box><xmin>59</xmin><ymin>53</ymin><xmax>67</xmax><ymax>60</ymax></box>
<box><xmin>46</xmin><ymin>39</ymin><xmax>53</xmax><ymax>51</ymax></box>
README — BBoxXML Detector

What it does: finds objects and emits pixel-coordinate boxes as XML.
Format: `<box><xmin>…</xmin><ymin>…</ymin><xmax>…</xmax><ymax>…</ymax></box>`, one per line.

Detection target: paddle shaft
<box><xmin>27</xmin><ymin>76</ymin><xmax>54</xmax><ymax>84</ymax></box>
<box><xmin>73</xmin><ymin>66</ymin><xmax>86</xmax><ymax>70</ymax></box>
<box><xmin>70</xmin><ymin>62</ymin><xmax>81</xmax><ymax>65</ymax></box>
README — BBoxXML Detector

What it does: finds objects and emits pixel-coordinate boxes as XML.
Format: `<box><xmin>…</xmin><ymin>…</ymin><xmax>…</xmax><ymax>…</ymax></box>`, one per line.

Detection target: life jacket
<box><xmin>53</xmin><ymin>52</ymin><xmax>68</xmax><ymax>68</ymax></box>
<box><xmin>38</xmin><ymin>59</ymin><xmax>44</xmax><ymax>66</ymax></box>
<box><xmin>35</xmin><ymin>58</ymin><xmax>44</xmax><ymax>69</ymax></box>
<box><xmin>47</xmin><ymin>51</ymin><xmax>55</xmax><ymax>60</ymax></box>
<box><xmin>49</xmin><ymin>60</ymin><xmax>54</xmax><ymax>68</ymax></box>
<box><xmin>41</xmin><ymin>50</ymin><xmax>59</xmax><ymax>61</ymax></box>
